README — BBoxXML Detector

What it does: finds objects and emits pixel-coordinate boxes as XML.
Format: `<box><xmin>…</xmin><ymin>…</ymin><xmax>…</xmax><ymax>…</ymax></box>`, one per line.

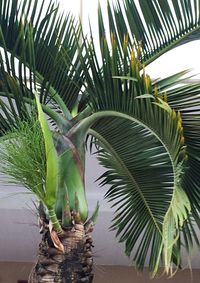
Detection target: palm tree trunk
<box><xmin>28</xmin><ymin>224</ymin><xmax>94</xmax><ymax>283</ymax></box>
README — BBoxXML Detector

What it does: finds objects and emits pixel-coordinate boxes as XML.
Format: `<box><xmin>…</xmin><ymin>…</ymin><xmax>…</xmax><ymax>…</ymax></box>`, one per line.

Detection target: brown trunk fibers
<box><xmin>28</xmin><ymin>224</ymin><xmax>94</xmax><ymax>283</ymax></box>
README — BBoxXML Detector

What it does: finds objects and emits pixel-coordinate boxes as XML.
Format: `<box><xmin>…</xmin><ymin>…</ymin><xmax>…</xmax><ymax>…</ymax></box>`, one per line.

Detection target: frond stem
<box><xmin>0</xmin><ymin>92</ymin><xmax>67</xmax><ymax>129</ymax></box>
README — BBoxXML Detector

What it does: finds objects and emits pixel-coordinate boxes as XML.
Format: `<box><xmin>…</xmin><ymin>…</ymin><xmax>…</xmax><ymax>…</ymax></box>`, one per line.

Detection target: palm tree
<box><xmin>0</xmin><ymin>0</ymin><xmax>200</xmax><ymax>282</ymax></box>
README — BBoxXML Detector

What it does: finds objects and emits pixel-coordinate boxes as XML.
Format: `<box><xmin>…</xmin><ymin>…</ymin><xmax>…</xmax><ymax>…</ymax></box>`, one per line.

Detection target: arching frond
<box><xmin>81</xmin><ymin>14</ymin><xmax>200</xmax><ymax>274</ymax></box>
<box><xmin>100</xmin><ymin>0</ymin><xmax>200</xmax><ymax>66</ymax></box>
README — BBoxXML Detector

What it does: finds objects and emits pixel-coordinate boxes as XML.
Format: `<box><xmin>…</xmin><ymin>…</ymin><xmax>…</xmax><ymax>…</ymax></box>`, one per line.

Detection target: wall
<box><xmin>0</xmin><ymin>262</ymin><xmax>200</xmax><ymax>283</ymax></box>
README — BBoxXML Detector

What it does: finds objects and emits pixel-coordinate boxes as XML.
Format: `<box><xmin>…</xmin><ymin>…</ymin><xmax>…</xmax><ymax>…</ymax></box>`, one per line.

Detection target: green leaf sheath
<box><xmin>35</xmin><ymin>93</ymin><xmax>59</xmax><ymax>208</ymax></box>
<box><xmin>35</xmin><ymin>93</ymin><xmax>62</xmax><ymax>233</ymax></box>
<box><xmin>48</xmin><ymin>208</ymin><xmax>63</xmax><ymax>234</ymax></box>
<box><xmin>54</xmin><ymin>133</ymin><xmax>88</xmax><ymax>226</ymax></box>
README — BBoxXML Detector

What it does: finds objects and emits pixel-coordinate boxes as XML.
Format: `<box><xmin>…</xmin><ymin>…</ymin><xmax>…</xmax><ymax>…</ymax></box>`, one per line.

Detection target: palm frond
<box><xmin>0</xmin><ymin>0</ymin><xmax>85</xmax><ymax>120</ymax></box>
<box><xmin>89</xmin><ymin>103</ymin><xmax>189</xmax><ymax>273</ymax></box>
<box><xmin>90</xmin><ymin>117</ymin><xmax>169</xmax><ymax>272</ymax></box>
<box><xmin>81</xmin><ymin>17</ymin><xmax>200</xmax><ymax>273</ymax></box>
<box><xmin>100</xmin><ymin>0</ymin><xmax>200</xmax><ymax>66</ymax></box>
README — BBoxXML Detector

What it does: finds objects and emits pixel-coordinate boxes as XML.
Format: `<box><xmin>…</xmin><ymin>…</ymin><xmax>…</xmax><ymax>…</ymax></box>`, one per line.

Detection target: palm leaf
<box><xmin>90</xmin><ymin>117</ymin><xmax>169</xmax><ymax>272</ymax></box>
<box><xmin>0</xmin><ymin>0</ymin><xmax>85</xmax><ymax>125</ymax></box>
<box><xmin>88</xmin><ymin>104</ymin><xmax>188</xmax><ymax>273</ymax></box>
<box><xmin>100</xmin><ymin>0</ymin><xmax>200</xmax><ymax>66</ymax></box>
<box><xmin>80</xmin><ymin>13</ymin><xmax>200</xmax><ymax>274</ymax></box>
<box><xmin>80</xmin><ymin>34</ymin><xmax>191</xmax><ymax>272</ymax></box>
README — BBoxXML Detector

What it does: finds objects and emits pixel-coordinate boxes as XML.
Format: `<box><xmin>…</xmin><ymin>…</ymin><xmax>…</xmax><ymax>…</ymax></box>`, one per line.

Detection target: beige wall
<box><xmin>0</xmin><ymin>262</ymin><xmax>200</xmax><ymax>283</ymax></box>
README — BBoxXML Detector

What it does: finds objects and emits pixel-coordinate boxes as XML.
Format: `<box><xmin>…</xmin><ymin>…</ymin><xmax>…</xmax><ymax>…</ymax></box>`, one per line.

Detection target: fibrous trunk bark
<box><xmin>28</xmin><ymin>224</ymin><xmax>94</xmax><ymax>283</ymax></box>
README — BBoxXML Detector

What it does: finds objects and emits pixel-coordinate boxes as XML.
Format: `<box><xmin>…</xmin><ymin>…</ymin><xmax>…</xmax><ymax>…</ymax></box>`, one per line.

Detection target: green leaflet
<box><xmin>35</xmin><ymin>93</ymin><xmax>58</xmax><ymax>208</ymax></box>
<box><xmin>90</xmin><ymin>201</ymin><xmax>100</xmax><ymax>224</ymax></box>
<box><xmin>163</xmin><ymin>182</ymin><xmax>191</xmax><ymax>274</ymax></box>
<box><xmin>106</xmin><ymin>0</ymin><xmax>200</xmax><ymax>66</ymax></box>
<box><xmin>153</xmin><ymin>98</ymin><xmax>172</xmax><ymax>114</ymax></box>
<box><xmin>112</xmin><ymin>76</ymin><xmax>138</xmax><ymax>82</ymax></box>
<box><xmin>152</xmin><ymin>94</ymin><xmax>191</xmax><ymax>274</ymax></box>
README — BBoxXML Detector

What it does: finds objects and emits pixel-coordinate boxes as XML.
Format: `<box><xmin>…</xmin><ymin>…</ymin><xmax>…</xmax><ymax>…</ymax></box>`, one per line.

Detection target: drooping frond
<box><xmin>88</xmin><ymin>94</ymin><xmax>194</xmax><ymax>273</ymax></box>
<box><xmin>80</xmin><ymin>15</ymin><xmax>200</xmax><ymax>274</ymax></box>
